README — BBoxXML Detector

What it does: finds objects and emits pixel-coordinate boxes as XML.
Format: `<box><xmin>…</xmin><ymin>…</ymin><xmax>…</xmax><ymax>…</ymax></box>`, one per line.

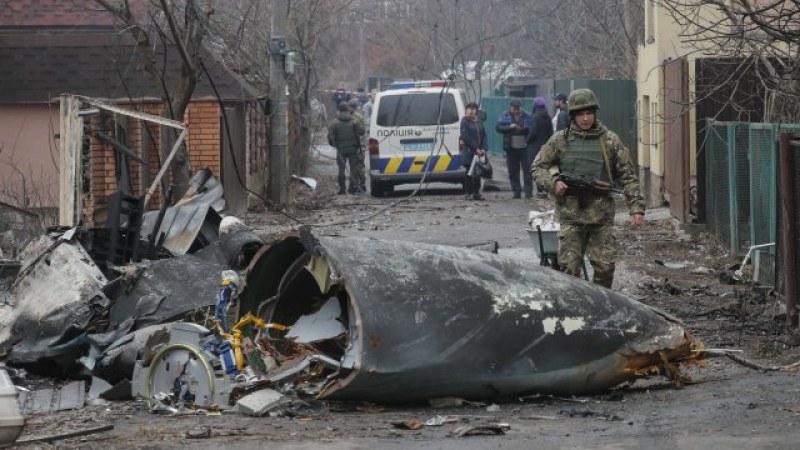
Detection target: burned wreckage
<box><xmin>0</xmin><ymin>95</ymin><xmax>703</xmax><ymax>416</ymax></box>
<box><xmin>1</xmin><ymin>202</ymin><xmax>703</xmax><ymax>411</ymax></box>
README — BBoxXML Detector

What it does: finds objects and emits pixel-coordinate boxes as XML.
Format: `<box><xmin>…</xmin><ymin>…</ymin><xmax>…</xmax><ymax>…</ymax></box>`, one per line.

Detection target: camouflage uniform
<box><xmin>532</xmin><ymin>90</ymin><xmax>645</xmax><ymax>288</ymax></box>
<box><xmin>328</xmin><ymin>108</ymin><xmax>366</xmax><ymax>194</ymax></box>
<box><xmin>349</xmin><ymin>100</ymin><xmax>368</xmax><ymax>192</ymax></box>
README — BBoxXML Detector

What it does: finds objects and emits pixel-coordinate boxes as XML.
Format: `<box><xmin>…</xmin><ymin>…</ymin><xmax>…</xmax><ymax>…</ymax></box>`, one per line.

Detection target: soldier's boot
<box><xmin>591</xmin><ymin>262</ymin><xmax>614</xmax><ymax>289</ymax></box>
<box><xmin>337</xmin><ymin>174</ymin><xmax>346</xmax><ymax>195</ymax></box>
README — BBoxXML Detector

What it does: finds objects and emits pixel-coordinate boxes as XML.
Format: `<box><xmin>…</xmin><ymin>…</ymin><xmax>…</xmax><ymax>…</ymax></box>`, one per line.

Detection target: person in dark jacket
<box><xmin>328</xmin><ymin>102</ymin><xmax>365</xmax><ymax>194</ymax></box>
<box><xmin>459</xmin><ymin>102</ymin><xmax>487</xmax><ymax>201</ymax></box>
<box><xmin>332</xmin><ymin>82</ymin><xmax>351</xmax><ymax>108</ymax></box>
<box><xmin>553</xmin><ymin>93</ymin><xmax>569</xmax><ymax>132</ymax></box>
<box><xmin>496</xmin><ymin>99</ymin><xmax>533</xmax><ymax>199</ymax></box>
<box><xmin>528</xmin><ymin>97</ymin><xmax>554</xmax><ymax>198</ymax></box>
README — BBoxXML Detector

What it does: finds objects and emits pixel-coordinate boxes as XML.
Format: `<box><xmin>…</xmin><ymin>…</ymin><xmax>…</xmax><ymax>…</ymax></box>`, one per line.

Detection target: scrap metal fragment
<box><xmin>235</xmin><ymin>388</ymin><xmax>285</xmax><ymax>417</ymax></box>
<box><xmin>450</xmin><ymin>423</ymin><xmax>510</xmax><ymax>437</ymax></box>
<box><xmin>17</xmin><ymin>380</ymin><xmax>85</xmax><ymax>415</ymax></box>
<box><xmin>284</xmin><ymin>297</ymin><xmax>345</xmax><ymax>343</ymax></box>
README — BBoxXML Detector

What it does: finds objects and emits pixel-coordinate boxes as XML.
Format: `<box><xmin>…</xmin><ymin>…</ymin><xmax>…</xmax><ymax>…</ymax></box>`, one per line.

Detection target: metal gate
<box><xmin>221</xmin><ymin>105</ymin><xmax>247</xmax><ymax>215</ymax></box>
<box><xmin>663</xmin><ymin>58</ymin><xmax>690</xmax><ymax>222</ymax></box>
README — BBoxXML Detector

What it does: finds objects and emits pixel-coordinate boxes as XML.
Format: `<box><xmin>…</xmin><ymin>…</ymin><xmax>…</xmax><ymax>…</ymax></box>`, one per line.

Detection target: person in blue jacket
<box><xmin>496</xmin><ymin>99</ymin><xmax>533</xmax><ymax>199</ymax></box>
<box><xmin>459</xmin><ymin>102</ymin><xmax>487</xmax><ymax>201</ymax></box>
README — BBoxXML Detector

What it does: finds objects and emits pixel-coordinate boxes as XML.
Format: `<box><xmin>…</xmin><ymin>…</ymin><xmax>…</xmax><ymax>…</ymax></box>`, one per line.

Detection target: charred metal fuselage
<box><xmin>240</xmin><ymin>231</ymin><xmax>697</xmax><ymax>403</ymax></box>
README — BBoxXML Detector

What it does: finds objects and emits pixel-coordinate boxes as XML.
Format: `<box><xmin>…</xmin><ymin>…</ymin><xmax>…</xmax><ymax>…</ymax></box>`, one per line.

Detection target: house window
<box><xmin>646</xmin><ymin>0</ymin><xmax>655</xmax><ymax>44</ymax></box>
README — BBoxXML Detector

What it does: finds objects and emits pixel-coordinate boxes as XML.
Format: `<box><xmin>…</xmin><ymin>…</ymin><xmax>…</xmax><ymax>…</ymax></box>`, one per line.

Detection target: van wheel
<box><xmin>369</xmin><ymin>179</ymin><xmax>385</xmax><ymax>197</ymax></box>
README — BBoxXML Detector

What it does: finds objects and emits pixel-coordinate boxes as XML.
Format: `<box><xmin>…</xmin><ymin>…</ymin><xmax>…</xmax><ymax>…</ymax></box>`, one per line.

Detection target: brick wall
<box><xmin>83</xmin><ymin>100</ymin><xmax>233</xmax><ymax>224</ymax></box>
<box><xmin>185</xmin><ymin>101</ymin><xmax>221</xmax><ymax>176</ymax></box>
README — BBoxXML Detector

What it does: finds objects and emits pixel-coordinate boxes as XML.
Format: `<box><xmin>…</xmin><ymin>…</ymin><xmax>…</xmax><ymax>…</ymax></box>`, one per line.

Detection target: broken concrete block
<box><xmin>235</xmin><ymin>389</ymin><xmax>285</xmax><ymax>417</ymax></box>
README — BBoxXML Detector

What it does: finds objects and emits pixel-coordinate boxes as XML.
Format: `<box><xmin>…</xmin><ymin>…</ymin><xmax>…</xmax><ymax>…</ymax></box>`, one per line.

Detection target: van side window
<box><xmin>376</xmin><ymin>93</ymin><xmax>459</xmax><ymax>127</ymax></box>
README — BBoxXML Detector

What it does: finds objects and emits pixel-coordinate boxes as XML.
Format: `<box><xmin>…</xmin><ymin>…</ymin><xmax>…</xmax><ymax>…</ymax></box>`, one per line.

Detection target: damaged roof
<box><xmin>0</xmin><ymin>31</ymin><xmax>262</xmax><ymax>104</ymax></box>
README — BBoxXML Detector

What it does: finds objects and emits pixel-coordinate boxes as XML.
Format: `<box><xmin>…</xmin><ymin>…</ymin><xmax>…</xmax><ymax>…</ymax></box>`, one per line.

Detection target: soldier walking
<box><xmin>532</xmin><ymin>89</ymin><xmax>645</xmax><ymax>288</ymax></box>
<box><xmin>328</xmin><ymin>102</ymin><xmax>365</xmax><ymax>194</ymax></box>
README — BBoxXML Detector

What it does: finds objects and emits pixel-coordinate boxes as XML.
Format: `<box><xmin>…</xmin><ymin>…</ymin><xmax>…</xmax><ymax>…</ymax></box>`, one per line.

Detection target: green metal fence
<box><xmin>704</xmin><ymin>121</ymin><xmax>800</xmax><ymax>285</ymax></box>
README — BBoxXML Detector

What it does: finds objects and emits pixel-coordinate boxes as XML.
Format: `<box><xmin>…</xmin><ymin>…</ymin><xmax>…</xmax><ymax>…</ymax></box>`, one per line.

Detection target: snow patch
<box><xmin>542</xmin><ymin>317</ymin><xmax>586</xmax><ymax>336</ymax></box>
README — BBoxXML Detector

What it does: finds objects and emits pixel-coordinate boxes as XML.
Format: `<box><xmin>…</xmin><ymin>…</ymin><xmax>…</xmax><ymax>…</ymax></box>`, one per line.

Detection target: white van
<box><xmin>367</xmin><ymin>80</ymin><xmax>468</xmax><ymax>197</ymax></box>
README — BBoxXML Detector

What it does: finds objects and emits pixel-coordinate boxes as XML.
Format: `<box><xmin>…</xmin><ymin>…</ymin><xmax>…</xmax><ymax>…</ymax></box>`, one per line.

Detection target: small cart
<box><xmin>527</xmin><ymin>225</ymin><xmax>559</xmax><ymax>270</ymax></box>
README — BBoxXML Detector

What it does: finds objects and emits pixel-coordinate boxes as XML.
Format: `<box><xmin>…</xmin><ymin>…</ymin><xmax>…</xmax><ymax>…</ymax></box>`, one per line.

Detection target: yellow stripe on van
<box><xmin>407</xmin><ymin>155</ymin><xmax>428</xmax><ymax>174</ymax></box>
<box><xmin>384</xmin><ymin>157</ymin><xmax>403</xmax><ymax>174</ymax></box>
<box><xmin>434</xmin><ymin>155</ymin><xmax>452</xmax><ymax>172</ymax></box>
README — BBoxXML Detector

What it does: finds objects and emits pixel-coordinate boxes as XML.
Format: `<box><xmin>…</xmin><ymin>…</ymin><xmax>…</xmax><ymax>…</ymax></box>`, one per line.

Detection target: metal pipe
<box><xmin>144</xmin><ymin>128</ymin><xmax>187</xmax><ymax>209</ymax></box>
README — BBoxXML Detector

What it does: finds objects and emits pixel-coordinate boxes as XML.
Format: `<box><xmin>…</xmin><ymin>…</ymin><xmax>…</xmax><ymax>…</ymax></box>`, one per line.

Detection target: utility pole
<box><xmin>359</xmin><ymin>26</ymin><xmax>365</xmax><ymax>85</ymax></box>
<box><xmin>268</xmin><ymin>0</ymin><xmax>289</xmax><ymax>207</ymax></box>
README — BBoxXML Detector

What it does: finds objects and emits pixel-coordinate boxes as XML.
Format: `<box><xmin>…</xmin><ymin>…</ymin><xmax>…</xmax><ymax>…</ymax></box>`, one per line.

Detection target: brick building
<box><xmin>0</xmin><ymin>0</ymin><xmax>268</xmax><ymax>221</ymax></box>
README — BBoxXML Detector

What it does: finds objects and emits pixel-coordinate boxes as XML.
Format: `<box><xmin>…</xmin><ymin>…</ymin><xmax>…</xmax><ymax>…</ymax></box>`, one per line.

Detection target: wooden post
<box><xmin>58</xmin><ymin>95</ymin><xmax>83</xmax><ymax>227</ymax></box>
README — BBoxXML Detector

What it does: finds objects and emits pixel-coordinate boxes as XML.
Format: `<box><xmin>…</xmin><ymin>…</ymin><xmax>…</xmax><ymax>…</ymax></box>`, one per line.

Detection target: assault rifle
<box><xmin>556</xmin><ymin>172</ymin><xmax>623</xmax><ymax>208</ymax></box>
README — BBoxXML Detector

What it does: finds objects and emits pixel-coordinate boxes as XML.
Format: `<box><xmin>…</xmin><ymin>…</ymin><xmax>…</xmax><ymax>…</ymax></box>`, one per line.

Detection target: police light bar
<box><xmin>387</xmin><ymin>80</ymin><xmax>451</xmax><ymax>90</ymax></box>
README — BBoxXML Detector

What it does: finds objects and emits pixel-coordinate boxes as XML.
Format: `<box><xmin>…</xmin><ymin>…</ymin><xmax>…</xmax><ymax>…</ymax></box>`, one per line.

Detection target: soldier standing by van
<box><xmin>348</xmin><ymin>98</ymin><xmax>367</xmax><ymax>193</ymax></box>
<box><xmin>532</xmin><ymin>88</ymin><xmax>645</xmax><ymax>289</ymax></box>
<box><xmin>328</xmin><ymin>102</ymin><xmax>366</xmax><ymax>194</ymax></box>
<box><xmin>496</xmin><ymin>99</ymin><xmax>533</xmax><ymax>199</ymax></box>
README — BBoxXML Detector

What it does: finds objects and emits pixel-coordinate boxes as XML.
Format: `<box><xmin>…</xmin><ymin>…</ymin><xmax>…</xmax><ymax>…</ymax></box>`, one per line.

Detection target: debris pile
<box><xmin>0</xmin><ymin>176</ymin><xmax>707</xmax><ymax>428</ymax></box>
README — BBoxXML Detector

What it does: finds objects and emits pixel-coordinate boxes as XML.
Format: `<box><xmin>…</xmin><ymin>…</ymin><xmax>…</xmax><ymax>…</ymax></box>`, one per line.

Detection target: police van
<box><xmin>367</xmin><ymin>80</ymin><xmax>468</xmax><ymax>197</ymax></box>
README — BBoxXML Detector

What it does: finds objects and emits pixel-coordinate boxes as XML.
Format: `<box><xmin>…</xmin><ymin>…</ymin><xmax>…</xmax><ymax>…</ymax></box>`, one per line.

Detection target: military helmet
<box><xmin>567</xmin><ymin>88</ymin><xmax>600</xmax><ymax>112</ymax></box>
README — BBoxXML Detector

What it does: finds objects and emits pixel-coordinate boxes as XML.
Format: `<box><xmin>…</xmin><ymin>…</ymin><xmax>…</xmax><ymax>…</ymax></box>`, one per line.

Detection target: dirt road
<box><xmin>13</xmin><ymin>145</ymin><xmax>800</xmax><ymax>449</ymax></box>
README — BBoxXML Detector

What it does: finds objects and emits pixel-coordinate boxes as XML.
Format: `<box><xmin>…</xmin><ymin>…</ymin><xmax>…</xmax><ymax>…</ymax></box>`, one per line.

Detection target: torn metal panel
<box><xmin>108</xmin><ymin>254</ymin><xmax>226</xmax><ymax>331</ymax></box>
<box><xmin>177</xmin><ymin>168</ymin><xmax>226</xmax><ymax>212</ymax></box>
<box><xmin>0</xmin><ymin>235</ymin><xmax>110</xmax><ymax>374</ymax></box>
<box><xmin>92</xmin><ymin>324</ymin><xmax>174</xmax><ymax>384</ymax></box>
<box><xmin>242</xmin><ymin>231</ymin><xmax>699</xmax><ymax>403</ymax></box>
<box><xmin>139</xmin><ymin>169</ymin><xmax>226</xmax><ymax>255</ymax></box>
<box><xmin>285</xmin><ymin>297</ymin><xmax>346</xmax><ymax>343</ymax></box>
<box><xmin>17</xmin><ymin>380</ymin><xmax>86</xmax><ymax>415</ymax></box>
<box><xmin>140</xmin><ymin>205</ymin><xmax>221</xmax><ymax>255</ymax></box>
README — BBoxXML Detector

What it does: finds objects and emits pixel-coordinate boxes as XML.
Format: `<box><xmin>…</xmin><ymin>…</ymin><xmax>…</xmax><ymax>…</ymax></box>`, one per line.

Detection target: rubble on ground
<box><xmin>0</xmin><ymin>172</ymin><xmax>714</xmax><ymax>446</ymax></box>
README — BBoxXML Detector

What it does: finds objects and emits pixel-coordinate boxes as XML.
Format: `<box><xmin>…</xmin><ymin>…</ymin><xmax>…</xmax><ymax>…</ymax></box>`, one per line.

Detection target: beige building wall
<box><xmin>0</xmin><ymin>105</ymin><xmax>60</xmax><ymax>209</ymax></box>
<box><xmin>636</xmin><ymin>2</ymin><xmax>725</xmax><ymax>206</ymax></box>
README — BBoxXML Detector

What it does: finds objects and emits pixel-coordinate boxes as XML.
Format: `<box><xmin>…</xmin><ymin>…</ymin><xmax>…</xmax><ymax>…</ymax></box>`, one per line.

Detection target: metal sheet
<box><xmin>18</xmin><ymin>380</ymin><xmax>86</xmax><ymax>414</ymax></box>
<box><xmin>140</xmin><ymin>168</ymin><xmax>225</xmax><ymax>255</ymax></box>
<box><xmin>1</xmin><ymin>236</ymin><xmax>109</xmax><ymax>373</ymax></box>
<box><xmin>244</xmin><ymin>231</ymin><xmax>698</xmax><ymax>403</ymax></box>
<box><xmin>108</xmin><ymin>254</ymin><xmax>226</xmax><ymax>331</ymax></box>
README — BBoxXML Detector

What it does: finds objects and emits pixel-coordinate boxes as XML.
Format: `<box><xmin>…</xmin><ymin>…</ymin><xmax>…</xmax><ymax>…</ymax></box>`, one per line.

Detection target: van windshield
<box><xmin>376</xmin><ymin>93</ymin><xmax>459</xmax><ymax>127</ymax></box>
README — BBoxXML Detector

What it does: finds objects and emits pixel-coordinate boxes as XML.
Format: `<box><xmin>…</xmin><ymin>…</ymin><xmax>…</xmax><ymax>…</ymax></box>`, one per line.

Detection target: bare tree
<box><xmin>206</xmin><ymin>0</ymin><xmax>355</xmax><ymax>178</ymax></box>
<box><xmin>343</xmin><ymin>0</ymin><xmax>642</xmax><ymax>89</ymax></box>
<box><xmin>659</xmin><ymin>0</ymin><xmax>800</xmax><ymax>122</ymax></box>
<box><xmin>95</xmin><ymin>0</ymin><xmax>214</xmax><ymax>195</ymax></box>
